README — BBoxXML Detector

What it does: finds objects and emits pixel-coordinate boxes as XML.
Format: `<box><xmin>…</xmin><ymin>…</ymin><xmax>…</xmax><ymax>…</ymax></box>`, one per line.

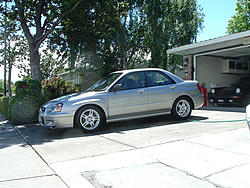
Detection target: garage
<box><xmin>167</xmin><ymin>30</ymin><xmax>250</xmax><ymax>106</ymax></box>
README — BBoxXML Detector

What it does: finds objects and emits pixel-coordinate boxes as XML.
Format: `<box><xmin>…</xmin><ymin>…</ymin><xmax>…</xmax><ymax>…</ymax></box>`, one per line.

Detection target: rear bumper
<box><xmin>193</xmin><ymin>94</ymin><xmax>204</xmax><ymax>109</ymax></box>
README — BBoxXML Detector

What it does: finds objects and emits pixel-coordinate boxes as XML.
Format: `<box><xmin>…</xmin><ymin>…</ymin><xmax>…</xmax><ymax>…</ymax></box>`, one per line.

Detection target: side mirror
<box><xmin>112</xmin><ymin>84</ymin><xmax>122</xmax><ymax>92</ymax></box>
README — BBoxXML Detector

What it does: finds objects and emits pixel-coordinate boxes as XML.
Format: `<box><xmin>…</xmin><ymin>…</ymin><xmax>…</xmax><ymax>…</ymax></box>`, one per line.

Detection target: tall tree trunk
<box><xmin>15</xmin><ymin>0</ymin><xmax>81</xmax><ymax>82</ymax></box>
<box><xmin>8</xmin><ymin>36</ymin><xmax>12</xmax><ymax>97</ymax></box>
<box><xmin>30</xmin><ymin>45</ymin><xmax>41</xmax><ymax>81</ymax></box>
<box><xmin>8</xmin><ymin>63</ymin><xmax>12</xmax><ymax>97</ymax></box>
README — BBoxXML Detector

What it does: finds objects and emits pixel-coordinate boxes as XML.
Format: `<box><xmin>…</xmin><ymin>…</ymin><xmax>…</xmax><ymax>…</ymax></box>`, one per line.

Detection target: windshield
<box><xmin>237</xmin><ymin>77</ymin><xmax>250</xmax><ymax>87</ymax></box>
<box><xmin>87</xmin><ymin>73</ymin><xmax>122</xmax><ymax>92</ymax></box>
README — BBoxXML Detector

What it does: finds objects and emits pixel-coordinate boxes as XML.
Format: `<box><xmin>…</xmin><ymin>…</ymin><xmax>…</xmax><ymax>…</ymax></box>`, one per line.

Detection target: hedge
<box><xmin>0</xmin><ymin>77</ymin><xmax>77</xmax><ymax>125</ymax></box>
<box><xmin>0</xmin><ymin>95</ymin><xmax>48</xmax><ymax>124</ymax></box>
<box><xmin>0</xmin><ymin>97</ymin><xmax>10</xmax><ymax>118</ymax></box>
<box><xmin>14</xmin><ymin>80</ymin><xmax>42</xmax><ymax>97</ymax></box>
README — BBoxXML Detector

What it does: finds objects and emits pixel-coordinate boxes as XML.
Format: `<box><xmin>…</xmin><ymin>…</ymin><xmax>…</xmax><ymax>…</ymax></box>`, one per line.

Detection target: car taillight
<box><xmin>197</xmin><ymin>83</ymin><xmax>202</xmax><ymax>92</ymax></box>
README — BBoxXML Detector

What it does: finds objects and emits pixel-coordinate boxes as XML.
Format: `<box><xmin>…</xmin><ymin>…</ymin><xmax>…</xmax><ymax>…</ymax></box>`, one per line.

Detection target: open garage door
<box><xmin>195</xmin><ymin>45</ymin><xmax>250</xmax><ymax>107</ymax></box>
<box><xmin>167</xmin><ymin>30</ymin><xmax>250</xmax><ymax>107</ymax></box>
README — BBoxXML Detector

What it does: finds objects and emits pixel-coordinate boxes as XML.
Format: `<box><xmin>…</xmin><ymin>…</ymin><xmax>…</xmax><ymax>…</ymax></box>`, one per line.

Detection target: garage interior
<box><xmin>167</xmin><ymin>30</ymin><xmax>250</xmax><ymax>91</ymax></box>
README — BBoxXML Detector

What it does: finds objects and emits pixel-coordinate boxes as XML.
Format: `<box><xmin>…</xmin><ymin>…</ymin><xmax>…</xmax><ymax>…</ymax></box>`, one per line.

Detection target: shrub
<box><xmin>14</xmin><ymin>79</ymin><xmax>42</xmax><ymax>97</ymax></box>
<box><xmin>42</xmin><ymin>77</ymin><xmax>78</xmax><ymax>100</ymax></box>
<box><xmin>9</xmin><ymin>96</ymin><xmax>37</xmax><ymax>124</ymax></box>
<box><xmin>0</xmin><ymin>96</ymin><xmax>10</xmax><ymax>118</ymax></box>
<box><xmin>8</xmin><ymin>95</ymin><xmax>48</xmax><ymax>125</ymax></box>
<box><xmin>0</xmin><ymin>77</ymin><xmax>78</xmax><ymax>125</ymax></box>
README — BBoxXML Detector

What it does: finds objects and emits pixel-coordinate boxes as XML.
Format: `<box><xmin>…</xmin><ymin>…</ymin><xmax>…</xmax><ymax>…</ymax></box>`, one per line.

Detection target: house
<box><xmin>58</xmin><ymin>70</ymin><xmax>80</xmax><ymax>85</ymax></box>
<box><xmin>167</xmin><ymin>30</ymin><xmax>250</xmax><ymax>91</ymax></box>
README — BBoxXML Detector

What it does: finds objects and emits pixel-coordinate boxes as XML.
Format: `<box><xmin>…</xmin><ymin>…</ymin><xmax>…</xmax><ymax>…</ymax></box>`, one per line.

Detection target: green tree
<box><xmin>0</xmin><ymin>80</ymin><xmax>4</xmax><ymax>93</ymax></box>
<box><xmin>227</xmin><ymin>0</ymin><xmax>250</xmax><ymax>34</ymax></box>
<box><xmin>0</xmin><ymin>0</ymin><xmax>81</xmax><ymax>82</ymax></box>
<box><xmin>141</xmin><ymin>0</ymin><xmax>204</xmax><ymax>71</ymax></box>
<box><xmin>44</xmin><ymin>0</ymin><xmax>204</xmax><ymax>77</ymax></box>
<box><xmin>48</xmin><ymin>0</ymin><xmax>134</xmax><ymax>76</ymax></box>
<box><xmin>0</xmin><ymin>2</ymin><xmax>29</xmax><ymax>96</ymax></box>
<box><xmin>40</xmin><ymin>53</ymin><xmax>66</xmax><ymax>80</ymax></box>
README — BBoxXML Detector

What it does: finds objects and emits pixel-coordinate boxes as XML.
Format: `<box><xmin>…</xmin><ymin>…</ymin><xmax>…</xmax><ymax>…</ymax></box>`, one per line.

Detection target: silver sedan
<box><xmin>39</xmin><ymin>68</ymin><xmax>204</xmax><ymax>132</ymax></box>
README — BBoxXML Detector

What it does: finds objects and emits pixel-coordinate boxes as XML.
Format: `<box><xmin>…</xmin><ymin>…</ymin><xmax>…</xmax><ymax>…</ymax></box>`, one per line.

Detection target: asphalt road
<box><xmin>1</xmin><ymin>108</ymin><xmax>250</xmax><ymax>188</ymax></box>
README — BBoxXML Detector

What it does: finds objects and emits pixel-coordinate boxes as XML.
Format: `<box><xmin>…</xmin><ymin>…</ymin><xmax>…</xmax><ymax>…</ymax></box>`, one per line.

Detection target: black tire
<box><xmin>171</xmin><ymin>97</ymin><xmax>192</xmax><ymax>120</ymax></box>
<box><xmin>75</xmin><ymin>105</ymin><xmax>106</xmax><ymax>133</ymax></box>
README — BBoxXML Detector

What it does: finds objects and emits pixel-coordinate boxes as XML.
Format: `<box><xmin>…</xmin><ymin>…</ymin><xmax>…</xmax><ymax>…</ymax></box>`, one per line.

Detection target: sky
<box><xmin>0</xmin><ymin>0</ymin><xmax>238</xmax><ymax>82</ymax></box>
<box><xmin>196</xmin><ymin>0</ymin><xmax>237</xmax><ymax>41</ymax></box>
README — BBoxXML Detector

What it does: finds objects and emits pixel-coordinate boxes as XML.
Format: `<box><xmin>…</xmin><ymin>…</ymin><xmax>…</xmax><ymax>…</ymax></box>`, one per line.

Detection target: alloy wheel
<box><xmin>176</xmin><ymin>99</ymin><xmax>191</xmax><ymax>118</ymax></box>
<box><xmin>80</xmin><ymin>109</ymin><xmax>100</xmax><ymax>130</ymax></box>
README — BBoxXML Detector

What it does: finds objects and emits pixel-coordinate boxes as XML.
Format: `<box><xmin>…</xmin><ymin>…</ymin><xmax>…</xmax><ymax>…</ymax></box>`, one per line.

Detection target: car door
<box><xmin>146</xmin><ymin>71</ymin><xmax>177</xmax><ymax>112</ymax></box>
<box><xmin>108</xmin><ymin>71</ymin><xmax>148</xmax><ymax>119</ymax></box>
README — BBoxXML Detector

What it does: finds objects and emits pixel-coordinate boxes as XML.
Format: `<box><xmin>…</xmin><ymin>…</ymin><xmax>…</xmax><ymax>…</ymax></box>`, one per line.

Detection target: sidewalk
<box><xmin>0</xmin><ymin>112</ymin><xmax>67</xmax><ymax>188</ymax></box>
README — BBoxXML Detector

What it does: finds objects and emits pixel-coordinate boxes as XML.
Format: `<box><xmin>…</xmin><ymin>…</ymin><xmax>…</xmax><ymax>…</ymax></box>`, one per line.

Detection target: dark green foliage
<box><xmin>9</xmin><ymin>96</ymin><xmax>38</xmax><ymax>124</ymax></box>
<box><xmin>227</xmin><ymin>0</ymin><xmax>250</xmax><ymax>34</ymax></box>
<box><xmin>42</xmin><ymin>77</ymin><xmax>78</xmax><ymax>100</ymax></box>
<box><xmin>14</xmin><ymin>80</ymin><xmax>42</xmax><ymax>97</ymax></box>
<box><xmin>0</xmin><ymin>78</ymin><xmax>77</xmax><ymax>124</ymax></box>
<box><xmin>0</xmin><ymin>80</ymin><xmax>4</xmax><ymax>93</ymax></box>
<box><xmin>0</xmin><ymin>97</ymin><xmax>10</xmax><ymax>118</ymax></box>
<box><xmin>0</xmin><ymin>95</ymin><xmax>48</xmax><ymax>124</ymax></box>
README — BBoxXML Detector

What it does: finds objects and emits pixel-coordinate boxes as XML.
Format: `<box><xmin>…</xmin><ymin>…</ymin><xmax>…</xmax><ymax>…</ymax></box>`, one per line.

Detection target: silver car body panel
<box><xmin>38</xmin><ymin>68</ymin><xmax>204</xmax><ymax>129</ymax></box>
<box><xmin>108</xmin><ymin>88</ymin><xmax>148</xmax><ymax>118</ymax></box>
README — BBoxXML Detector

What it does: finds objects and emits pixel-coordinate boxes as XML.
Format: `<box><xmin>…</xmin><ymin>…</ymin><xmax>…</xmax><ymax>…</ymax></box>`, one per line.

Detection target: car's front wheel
<box><xmin>172</xmin><ymin>97</ymin><xmax>192</xmax><ymax>120</ymax></box>
<box><xmin>75</xmin><ymin>105</ymin><xmax>106</xmax><ymax>133</ymax></box>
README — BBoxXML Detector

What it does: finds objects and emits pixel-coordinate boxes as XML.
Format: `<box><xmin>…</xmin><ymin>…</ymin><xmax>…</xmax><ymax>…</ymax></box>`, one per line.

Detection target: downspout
<box><xmin>193</xmin><ymin>55</ymin><xmax>197</xmax><ymax>80</ymax></box>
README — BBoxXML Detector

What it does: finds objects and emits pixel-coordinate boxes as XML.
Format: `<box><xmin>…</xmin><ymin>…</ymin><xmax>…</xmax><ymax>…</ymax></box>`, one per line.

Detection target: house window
<box><xmin>229</xmin><ymin>61</ymin><xmax>235</xmax><ymax>69</ymax></box>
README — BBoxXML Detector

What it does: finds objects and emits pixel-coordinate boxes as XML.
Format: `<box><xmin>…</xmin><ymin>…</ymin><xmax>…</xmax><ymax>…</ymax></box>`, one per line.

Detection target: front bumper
<box><xmin>38</xmin><ymin>107</ymin><xmax>74</xmax><ymax>129</ymax></box>
<box><xmin>209</xmin><ymin>95</ymin><xmax>243</xmax><ymax>106</ymax></box>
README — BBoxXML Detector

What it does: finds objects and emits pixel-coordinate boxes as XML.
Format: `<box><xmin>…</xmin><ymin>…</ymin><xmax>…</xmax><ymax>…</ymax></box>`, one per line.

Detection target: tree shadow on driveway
<box><xmin>13</xmin><ymin>114</ymin><xmax>209</xmax><ymax>146</ymax></box>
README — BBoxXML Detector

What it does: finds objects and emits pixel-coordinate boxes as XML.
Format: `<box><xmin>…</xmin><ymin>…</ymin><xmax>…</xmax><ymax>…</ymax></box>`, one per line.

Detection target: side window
<box><xmin>117</xmin><ymin>72</ymin><xmax>146</xmax><ymax>90</ymax></box>
<box><xmin>146</xmin><ymin>71</ymin><xmax>174</xmax><ymax>87</ymax></box>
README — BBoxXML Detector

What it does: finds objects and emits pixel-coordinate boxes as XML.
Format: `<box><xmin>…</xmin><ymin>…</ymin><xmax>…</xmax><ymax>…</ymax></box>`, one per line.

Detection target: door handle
<box><xmin>138</xmin><ymin>89</ymin><xmax>144</xmax><ymax>94</ymax></box>
<box><xmin>170</xmin><ymin>86</ymin><xmax>176</xmax><ymax>89</ymax></box>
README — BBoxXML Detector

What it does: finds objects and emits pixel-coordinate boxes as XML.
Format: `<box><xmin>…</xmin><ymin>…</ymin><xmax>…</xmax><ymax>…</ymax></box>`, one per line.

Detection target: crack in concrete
<box><xmin>185</xmin><ymin>140</ymin><xmax>250</xmax><ymax>157</ymax></box>
<box><xmin>99</xmin><ymin>135</ymin><xmax>138</xmax><ymax>149</ymax></box>
<box><xmin>157</xmin><ymin>161</ymin><xmax>225</xmax><ymax>188</ymax></box>
<box><xmin>13</xmin><ymin>125</ymin><xmax>70</xmax><ymax>188</ymax></box>
<box><xmin>0</xmin><ymin>174</ymin><xmax>56</xmax><ymax>183</ymax></box>
<box><xmin>204</xmin><ymin>162</ymin><xmax>250</xmax><ymax>179</ymax></box>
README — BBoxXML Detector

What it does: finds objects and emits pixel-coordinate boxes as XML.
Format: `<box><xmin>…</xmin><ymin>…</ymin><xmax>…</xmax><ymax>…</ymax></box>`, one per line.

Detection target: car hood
<box><xmin>50</xmin><ymin>91</ymin><xmax>105</xmax><ymax>103</ymax></box>
<box><xmin>216</xmin><ymin>86</ymin><xmax>236</xmax><ymax>95</ymax></box>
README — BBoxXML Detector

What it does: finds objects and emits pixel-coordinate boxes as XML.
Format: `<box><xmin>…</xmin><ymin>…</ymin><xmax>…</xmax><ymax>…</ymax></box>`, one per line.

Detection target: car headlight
<box><xmin>211</xmin><ymin>89</ymin><xmax>215</xmax><ymax>94</ymax></box>
<box><xmin>235</xmin><ymin>88</ymin><xmax>241</xmax><ymax>94</ymax></box>
<box><xmin>49</xmin><ymin>103</ymin><xmax>63</xmax><ymax>112</ymax></box>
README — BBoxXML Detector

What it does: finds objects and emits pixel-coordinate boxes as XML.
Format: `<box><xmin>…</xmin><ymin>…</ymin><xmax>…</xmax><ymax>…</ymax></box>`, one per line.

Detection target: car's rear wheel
<box><xmin>75</xmin><ymin>105</ymin><xmax>105</xmax><ymax>133</ymax></box>
<box><xmin>172</xmin><ymin>97</ymin><xmax>192</xmax><ymax>120</ymax></box>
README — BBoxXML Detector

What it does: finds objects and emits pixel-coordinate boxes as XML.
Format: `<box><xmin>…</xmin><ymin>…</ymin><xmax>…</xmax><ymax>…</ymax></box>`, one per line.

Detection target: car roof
<box><xmin>113</xmin><ymin>68</ymin><xmax>168</xmax><ymax>74</ymax></box>
<box><xmin>112</xmin><ymin>68</ymin><xmax>184</xmax><ymax>83</ymax></box>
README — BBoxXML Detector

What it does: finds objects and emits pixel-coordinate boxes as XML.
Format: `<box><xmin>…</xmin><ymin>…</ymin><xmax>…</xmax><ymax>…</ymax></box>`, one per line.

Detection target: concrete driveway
<box><xmin>1</xmin><ymin>108</ymin><xmax>250</xmax><ymax>188</ymax></box>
